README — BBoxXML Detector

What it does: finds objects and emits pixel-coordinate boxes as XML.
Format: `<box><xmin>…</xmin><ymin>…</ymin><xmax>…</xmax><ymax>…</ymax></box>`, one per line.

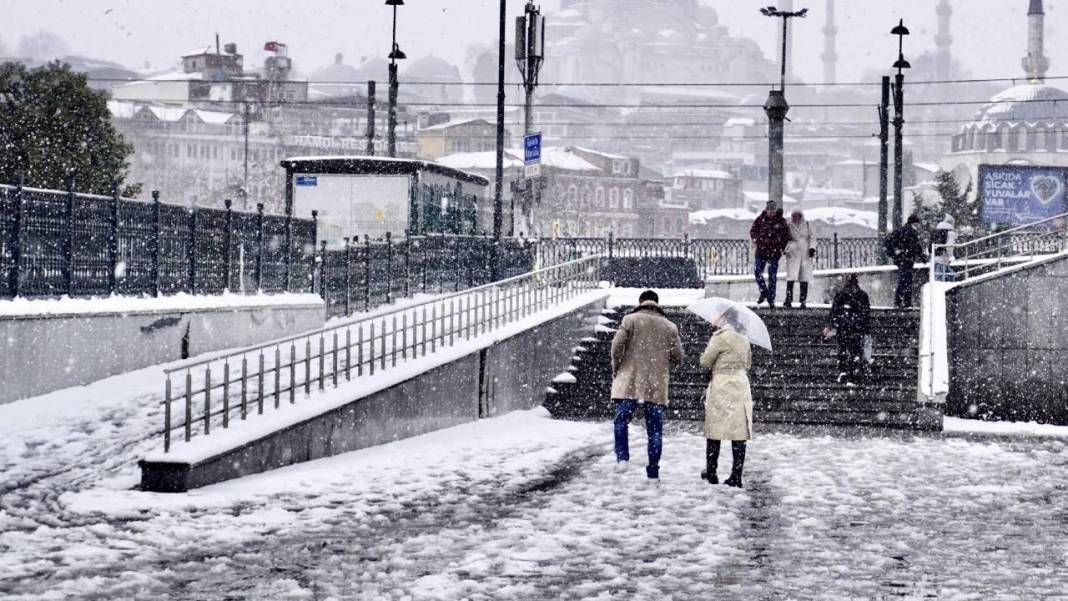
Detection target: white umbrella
<box><xmin>687</xmin><ymin>297</ymin><xmax>773</xmax><ymax>351</ymax></box>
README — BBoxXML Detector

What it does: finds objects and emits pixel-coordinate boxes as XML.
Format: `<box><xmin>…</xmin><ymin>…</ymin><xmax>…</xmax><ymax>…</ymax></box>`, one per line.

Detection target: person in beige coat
<box><xmin>611</xmin><ymin>290</ymin><xmax>684</xmax><ymax>480</ymax></box>
<box><xmin>784</xmin><ymin>210</ymin><xmax>817</xmax><ymax>308</ymax></box>
<box><xmin>699</xmin><ymin>308</ymin><xmax>753</xmax><ymax>488</ymax></box>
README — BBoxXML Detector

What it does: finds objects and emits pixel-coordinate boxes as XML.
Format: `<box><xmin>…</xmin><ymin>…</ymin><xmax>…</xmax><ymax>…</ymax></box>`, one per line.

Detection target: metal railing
<box><xmin>159</xmin><ymin>255</ymin><xmax>604</xmax><ymax>452</ymax></box>
<box><xmin>933</xmin><ymin>212</ymin><xmax>1068</xmax><ymax>282</ymax></box>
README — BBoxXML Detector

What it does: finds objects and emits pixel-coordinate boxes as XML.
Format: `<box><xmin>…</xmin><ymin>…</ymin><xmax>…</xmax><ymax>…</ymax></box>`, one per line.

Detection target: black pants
<box><xmin>894</xmin><ymin>263</ymin><xmax>913</xmax><ymax>308</ymax></box>
<box><xmin>837</xmin><ymin>334</ymin><xmax>866</xmax><ymax>381</ymax></box>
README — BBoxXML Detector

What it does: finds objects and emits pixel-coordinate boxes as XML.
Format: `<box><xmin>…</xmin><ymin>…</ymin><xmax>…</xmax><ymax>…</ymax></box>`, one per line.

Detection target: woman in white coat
<box><xmin>699</xmin><ymin>308</ymin><xmax>753</xmax><ymax>488</ymax></box>
<box><xmin>784</xmin><ymin>210</ymin><xmax>817</xmax><ymax>308</ymax></box>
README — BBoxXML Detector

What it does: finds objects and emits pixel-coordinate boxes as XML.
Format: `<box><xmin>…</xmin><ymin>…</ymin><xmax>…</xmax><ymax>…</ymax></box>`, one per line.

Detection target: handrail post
<box><xmin>63</xmin><ymin>177</ymin><xmax>75</xmax><ymax>296</ymax></box>
<box><xmin>833</xmin><ymin>233</ymin><xmax>840</xmax><ymax>269</ymax></box>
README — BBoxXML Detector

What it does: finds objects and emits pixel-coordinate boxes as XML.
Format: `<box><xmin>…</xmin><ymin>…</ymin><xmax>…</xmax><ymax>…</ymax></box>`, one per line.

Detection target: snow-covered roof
<box><xmin>438</xmin><ymin>150</ymin><xmax>524</xmax><ymax>170</ymax></box>
<box><xmin>195</xmin><ymin>109</ymin><xmax>235</xmax><ymax>124</ymax></box>
<box><xmin>146</xmin><ymin>70</ymin><xmax>204</xmax><ymax>82</ymax></box>
<box><xmin>419</xmin><ymin>118</ymin><xmax>490</xmax><ymax>132</ymax></box>
<box><xmin>671</xmin><ymin>169</ymin><xmax>733</xmax><ymax>180</ymax></box>
<box><xmin>689</xmin><ymin>208</ymin><xmax>757</xmax><ymax>224</ymax></box>
<box><xmin>803</xmin><ymin>207</ymin><xmax>878</xmax><ymax>229</ymax></box>
<box><xmin>569</xmin><ymin>146</ymin><xmax>627</xmax><ymax>161</ymax></box>
<box><xmin>107</xmin><ymin>100</ymin><xmax>139</xmax><ymax>119</ymax></box>
<box><xmin>743</xmin><ymin>191</ymin><xmax>799</xmax><ymax>205</ymax></box>
<box><xmin>543</xmin><ymin>148</ymin><xmax>601</xmax><ymax>171</ymax></box>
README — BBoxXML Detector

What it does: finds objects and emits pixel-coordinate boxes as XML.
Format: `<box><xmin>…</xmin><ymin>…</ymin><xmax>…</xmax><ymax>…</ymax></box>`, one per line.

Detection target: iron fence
<box><xmin>936</xmin><ymin>212</ymin><xmax>1068</xmax><ymax>281</ymax></box>
<box><xmin>159</xmin><ymin>255</ymin><xmax>604</xmax><ymax>452</ymax></box>
<box><xmin>0</xmin><ymin>183</ymin><xmax>316</xmax><ymax>298</ymax></box>
<box><xmin>536</xmin><ymin>234</ymin><xmax>883</xmax><ymax>279</ymax></box>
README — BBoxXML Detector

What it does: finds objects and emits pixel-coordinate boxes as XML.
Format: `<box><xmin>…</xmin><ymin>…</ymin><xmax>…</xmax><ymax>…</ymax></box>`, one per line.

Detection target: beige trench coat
<box><xmin>785</xmin><ymin>219</ymin><xmax>816</xmax><ymax>282</ymax></box>
<box><xmin>700</xmin><ymin>325</ymin><xmax>753</xmax><ymax>441</ymax></box>
<box><xmin>610</xmin><ymin>302</ymin><xmax>684</xmax><ymax>406</ymax></box>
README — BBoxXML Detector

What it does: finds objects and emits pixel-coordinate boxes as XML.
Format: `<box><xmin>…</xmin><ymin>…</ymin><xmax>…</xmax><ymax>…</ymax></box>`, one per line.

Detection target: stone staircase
<box><xmin>544</xmin><ymin>305</ymin><xmax>942</xmax><ymax>430</ymax></box>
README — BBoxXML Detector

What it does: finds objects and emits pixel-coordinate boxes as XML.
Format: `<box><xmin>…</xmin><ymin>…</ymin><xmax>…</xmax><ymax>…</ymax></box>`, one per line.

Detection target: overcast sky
<box><xmin>1</xmin><ymin>0</ymin><xmax>1064</xmax><ymax>85</ymax></box>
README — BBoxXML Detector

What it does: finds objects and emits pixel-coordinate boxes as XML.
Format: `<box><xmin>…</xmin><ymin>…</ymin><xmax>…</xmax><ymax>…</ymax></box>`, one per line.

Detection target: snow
<box><xmin>0</xmin><ymin>291</ymin><xmax>323</xmax><ymax>318</ymax></box>
<box><xmin>802</xmin><ymin>207</ymin><xmax>879</xmax><ymax>229</ymax></box>
<box><xmin>743</xmin><ymin>190</ymin><xmax>800</xmax><ymax>205</ymax></box>
<box><xmin>919</xmin><ymin>282</ymin><xmax>953</xmax><ymax>400</ymax></box>
<box><xmin>438</xmin><ymin>149</ymin><xmax>524</xmax><ymax>170</ymax></box>
<box><xmin>606</xmin><ymin>287</ymin><xmax>706</xmax><ymax>308</ymax></box>
<box><xmin>944</xmin><ymin>416</ymin><xmax>1068</xmax><ymax>438</ymax></box>
<box><xmin>671</xmin><ymin>168</ymin><xmax>734</xmax><ymax>180</ymax></box>
<box><xmin>145</xmin><ymin>290</ymin><xmax>608</xmax><ymax>464</ymax></box>
<box><xmin>690</xmin><ymin>207</ymin><xmax>757</xmax><ymax>224</ymax></box>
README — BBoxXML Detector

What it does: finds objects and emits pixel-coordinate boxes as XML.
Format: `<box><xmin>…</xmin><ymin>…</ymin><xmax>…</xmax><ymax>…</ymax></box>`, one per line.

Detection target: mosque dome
<box><xmin>404</xmin><ymin>55</ymin><xmax>461</xmax><ymax>82</ymax></box>
<box><xmin>309</xmin><ymin>53</ymin><xmax>362</xmax><ymax>83</ymax></box>
<box><xmin>970</xmin><ymin>84</ymin><xmax>1068</xmax><ymax>125</ymax></box>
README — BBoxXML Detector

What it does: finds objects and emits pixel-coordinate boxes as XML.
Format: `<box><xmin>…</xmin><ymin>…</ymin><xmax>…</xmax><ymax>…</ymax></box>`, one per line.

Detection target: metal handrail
<box><xmin>952</xmin><ymin>211</ymin><xmax>1068</xmax><ymax>251</ymax></box>
<box><xmin>159</xmin><ymin>255</ymin><xmax>604</xmax><ymax>452</ymax></box>
<box><xmin>932</xmin><ymin>213</ymin><xmax>1068</xmax><ymax>282</ymax></box>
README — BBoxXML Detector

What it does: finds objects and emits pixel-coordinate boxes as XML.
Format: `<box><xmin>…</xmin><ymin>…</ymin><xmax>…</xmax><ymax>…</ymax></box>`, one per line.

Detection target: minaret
<box><xmin>821</xmin><ymin>0</ymin><xmax>838</xmax><ymax>83</ymax></box>
<box><xmin>935</xmin><ymin>0</ymin><xmax>952</xmax><ymax>81</ymax></box>
<box><xmin>1022</xmin><ymin>0</ymin><xmax>1049</xmax><ymax>83</ymax></box>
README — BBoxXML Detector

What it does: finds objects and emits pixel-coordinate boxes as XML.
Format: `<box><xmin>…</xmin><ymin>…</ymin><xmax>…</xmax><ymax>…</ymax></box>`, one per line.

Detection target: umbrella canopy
<box><xmin>687</xmin><ymin>297</ymin><xmax>773</xmax><ymax>351</ymax></box>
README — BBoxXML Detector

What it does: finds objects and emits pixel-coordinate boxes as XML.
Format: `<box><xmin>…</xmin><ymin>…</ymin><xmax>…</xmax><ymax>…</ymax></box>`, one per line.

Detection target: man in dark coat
<box><xmin>885</xmin><ymin>214</ymin><xmax>927</xmax><ymax>308</ymax></box>
<box><xmin>826</xmin><ymin>274</ymin><xmax>872</xmax><ymax>383</ymax></box>
<box><xmin>749</xmin><ymin>203</ymin><xmax>791</xmax><ymax>309</ymax></box>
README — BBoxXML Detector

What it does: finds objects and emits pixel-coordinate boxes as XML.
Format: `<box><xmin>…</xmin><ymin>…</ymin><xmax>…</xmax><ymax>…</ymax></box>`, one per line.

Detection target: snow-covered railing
<box><xmin>159</xmin><ymin>256</ymin><xmax>603</xmax><ymax>452</ymax></box>
<box><xmin>935</xmin><ymin>212</ymin><xmax>1068</xmax><ymax>282</ymax></box>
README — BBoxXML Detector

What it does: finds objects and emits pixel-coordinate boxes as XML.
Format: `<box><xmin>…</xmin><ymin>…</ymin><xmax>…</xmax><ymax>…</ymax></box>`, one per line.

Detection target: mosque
<box><xmin>939</xmin><ymin>0</ymin><xmax>1068</xmax><ymax>198</ymax></box>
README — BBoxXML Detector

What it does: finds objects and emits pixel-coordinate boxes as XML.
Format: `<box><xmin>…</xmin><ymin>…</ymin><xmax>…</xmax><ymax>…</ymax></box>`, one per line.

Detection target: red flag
<box><xmin>264</xmin><ymin>41</ymin><xmax>279</xmax><ymax>52</ymax></box>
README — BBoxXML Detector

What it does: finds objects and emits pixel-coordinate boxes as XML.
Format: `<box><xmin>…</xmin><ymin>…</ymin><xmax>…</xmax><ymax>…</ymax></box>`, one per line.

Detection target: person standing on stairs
<box><xmin>885</xmin><ymin>214</ymin><xmax>927</xmax><ymax>308</ymax></box>
<box><xmin>784</xmin><ymin>210</ymin><xmax>817</xmax><ymax>308</ymax></box>
<box><xmin>825</xmin><ymin>274</ymin><xmax>872</xmax><ymax>384</ymax></box>
<box><xmin>750</xmin><ymin>203</ymin><xmax>791</xmax><ymax>309</ymax></box>
<box><xmin>699</xmin><ymin>308</ymin><xmax>753</xmax><ymax>489</ymax></box>
<box><xmin>932</xmin><ymin>214</ymin><xmax>958</xmax><ymax>282</ymax></box>
<box><xmin>610</xmin><ymin>290</ymin><xmax>685</xmax><ymax>481</ymax></box>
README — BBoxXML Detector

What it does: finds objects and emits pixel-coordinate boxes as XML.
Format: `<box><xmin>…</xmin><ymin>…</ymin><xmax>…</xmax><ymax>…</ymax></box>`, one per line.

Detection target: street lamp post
<box><xmin>491</xmin><ymin>0</ymin><xmax>507</xmax><ymax>280</ymax></box>
<box><xmin>891</xmin><ymin>18</ymin><xmax>910</xmax><ymax>229</ymax></box>
<box><xmin>386</xmin><ymin>0</ymin><xmax>406</xmax><ymax>158</ymax></box>
<box><xmin>760</xmin><ymin>6</ymin><xmax>807</xmax><ymax>211</ymax></box>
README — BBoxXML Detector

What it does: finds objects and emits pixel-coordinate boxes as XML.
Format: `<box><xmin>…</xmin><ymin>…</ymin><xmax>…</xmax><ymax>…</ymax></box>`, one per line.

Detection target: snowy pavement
<box><xmin>3</xmin><ymin>386</ymin><xmax>1068</xmax><ymax>600</ymax></box>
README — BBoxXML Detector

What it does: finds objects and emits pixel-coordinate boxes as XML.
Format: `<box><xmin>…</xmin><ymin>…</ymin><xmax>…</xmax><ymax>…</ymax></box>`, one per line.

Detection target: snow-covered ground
<box><xmin>3</xmin><ymin>369</ymin><xmax>1068</xmax><ymax>600</ymax></box>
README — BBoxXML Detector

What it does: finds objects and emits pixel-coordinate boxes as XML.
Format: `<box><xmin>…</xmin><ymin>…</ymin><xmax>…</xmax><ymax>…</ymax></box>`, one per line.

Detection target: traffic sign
<box><xmin>524</xmin><ymin>132</ymin><xmax>542</xmax><ymax>164</ymax></box>
<box><xmin>524</xmin><ymin>163</ymin><xmax>541</xmax><ymax>179</ymax></box>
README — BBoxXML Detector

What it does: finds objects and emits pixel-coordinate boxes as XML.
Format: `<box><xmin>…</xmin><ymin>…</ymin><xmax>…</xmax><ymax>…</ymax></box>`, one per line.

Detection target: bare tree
<box><xmin>17</xmin><ymin>30</ymin><xmax>69</xmax><ymax>62</ymax></box>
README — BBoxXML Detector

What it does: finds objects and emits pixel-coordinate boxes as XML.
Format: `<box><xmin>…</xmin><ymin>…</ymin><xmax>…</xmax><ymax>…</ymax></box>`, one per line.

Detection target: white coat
<box><xmin>700</xmin><ymin>325</ymin><xmax>753</xmax><ymax>441</ymax></box>
<box><xmin>785</xmin><ymin>218</ymin><xmax>816</xmax><ymax>282</ymax></box>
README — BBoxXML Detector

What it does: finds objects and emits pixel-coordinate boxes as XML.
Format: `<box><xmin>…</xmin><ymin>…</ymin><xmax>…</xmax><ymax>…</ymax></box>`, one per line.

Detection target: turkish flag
<box><xmin>264</xmin><ymin>41</ymin><xmax>279</xmax><ymax>51</ymax></box>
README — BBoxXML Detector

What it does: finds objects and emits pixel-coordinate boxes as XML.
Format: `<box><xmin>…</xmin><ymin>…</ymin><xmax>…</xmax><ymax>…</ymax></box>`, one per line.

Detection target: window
<box><xmin>623</xmin><ymin>189</ymin><xmax>634</xmax><ymax>209</ymax></box>
<box><xmin>212</xmin><ymin>146</ymin><xmax>219</xmax><ymax>159</ymax></box>
<box><xmin>580</xmin><ymin>186</ymin><xmax>592</xmax><ymax>209</ymax></box>
<box><xmin>1062</xmin><ymin>130</ymin><xmax>1068</xmax><ymax>150</ymax></box>
<box><xmin>594</xmin><ymin>187</ymin><xmax>605</xmax><ymax>208</ymax></box>
<box><xmin>609</xmin><ymin>188</ymin><xmax>620</xmax><ymax>209</ymax></box>
<box><xmin>567</xmin><ymin>185</ymin><xmax>578</xmax><ymax>208</ymax></box>
<box><xmin>1027</xmin><ymin>129</ymin><xmax>1038</xmax><ymax>150</ymax></box>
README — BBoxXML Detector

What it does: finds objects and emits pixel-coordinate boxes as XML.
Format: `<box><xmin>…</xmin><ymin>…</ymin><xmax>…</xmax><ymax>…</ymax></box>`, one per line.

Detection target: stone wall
<box><xmin>945</xmin><ymin>254</ymin><xmax>1068</xmax><ymax>424</ymax></box>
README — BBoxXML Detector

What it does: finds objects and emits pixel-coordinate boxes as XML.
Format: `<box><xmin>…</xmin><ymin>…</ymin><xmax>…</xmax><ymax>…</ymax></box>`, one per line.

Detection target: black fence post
<box><xmin>108</xmin><ymin>182</ymin><xmax>120</xmax><ymax>295</ymax></box>
<box><xmin>151</xmin><ymin>191</ymin><xmax>161</xmax><ymax>297</ymax></box>
<box><xmin>187</xmin><ymin>208</ymin><xmax>198</xmax><ymax>294</ymax></box>
<box><xmin>833</xmin><ymin>233</ymin><xmax>840</xmax><ymax>270</ymax></box>
<box><xmin>403</xmin><ymin>229</ymin><xmax>411</xmax><ymax>298</ymax></box>
<box><xmin>364</xmin><ymin>234</ymin><xmax>371</xmax><ymax>311</ymax></box>
<box><xmin>254</xmin><ymin>203</ymin><xmax>264</xmax><ymax>292</ymax></box>
<box><xmin>319</xmin><ymin>240</ymin><xmax>328</xmax><ymax>302</ymax></box>
<box><xmin>343</xmin><ymin>237</ymin><xmax>352</xmax><ymax>316</ymax></box>
<box><xmin>284</xmin><ymin>211</ymin><xmax>293</xmax><ymax>292</ymax></box>
<box><xmin>9</xmin><ymin>175</ymin><xmax>25</xmax><ymax>297</ymax></box>
<box><xmin>310</xmin><ymin>210</ymin><xmax>319</xmax><ymax>293</ymax></box>
<box><xmin>385</xmin><ymin>231</ymin><xmax>394</xmax><ymax>305</ymax></box>
<box><xmin>62</xmin><ymin>178</ymin><xmax>75</xmax><ymax>296</ymax></box>
<box><xmin>223</xmin><ymin>199</ymin><xmax>233</xmax><ymax>292</ymax></box>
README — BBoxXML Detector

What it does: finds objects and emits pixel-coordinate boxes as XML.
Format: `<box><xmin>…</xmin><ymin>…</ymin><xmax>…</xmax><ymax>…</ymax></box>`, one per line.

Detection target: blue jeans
<box><xmin>934</xmin><ymin>261</ymin><xmax>956</xmax><ymax>282</ymax></box>
<box><xmin>754</xmin><ymin>255</ymin><xmax>780</xmax><ymax>302</ymax></box>
<box><xmin>613</xmin><ymin>399</ymin><xmax>665</xmax><ymax>479</ymax></box>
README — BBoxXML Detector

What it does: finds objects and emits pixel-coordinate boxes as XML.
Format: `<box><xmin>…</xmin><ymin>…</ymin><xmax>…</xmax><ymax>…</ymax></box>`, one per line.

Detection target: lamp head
<box><xmin>389</xmin><ymin>44</ymin><xmax>407</xmax><ymax>60</ymax></box>
<box><xmin>893</xmin><ymin>55</ymin><xmax>911</xmax><ymax>70</ymax></box>
<box><xmin>385</xmin><ymin>0</ymin><xmax>404</xmax><ymax>5</ymax></box>
<box><xmin>891</xmin><ymin>19</ymin><xmax>910</xmax><ymax>36</ymax></box>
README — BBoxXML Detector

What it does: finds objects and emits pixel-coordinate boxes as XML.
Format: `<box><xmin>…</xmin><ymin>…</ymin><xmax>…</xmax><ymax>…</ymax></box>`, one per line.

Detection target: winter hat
<box><xmin>638</xmin><ymin>290</ymin><xmax>659</xmax><ymax>304</ymax></box>
<box><xmin>907</xmin><ymin>214</ymin><xmax>921</xmax><ymax>225</ymax></box>
<box><xmin>943</xmin><ymin>213</ymin><xmax>956</xmax><ymax>226</ymax></box>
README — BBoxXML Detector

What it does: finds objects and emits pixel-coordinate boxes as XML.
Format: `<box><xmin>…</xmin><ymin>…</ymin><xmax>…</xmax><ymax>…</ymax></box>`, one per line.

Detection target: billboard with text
<box><xmin>979</xmin><ymin>164</ymin><xmax>1068</xmax><ymax>227</ymax></box>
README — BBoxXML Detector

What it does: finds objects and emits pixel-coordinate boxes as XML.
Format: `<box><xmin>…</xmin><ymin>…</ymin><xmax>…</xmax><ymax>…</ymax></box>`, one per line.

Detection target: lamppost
<box><xmin>386</xmin><ymin>0</ymin><xmax>406</xmax><ymax>158</ymax></box>
<box><xmin>890</xmin><ymin>18</ymin><xmax>910</xmax><ymax>229</ymax></box>
<box><xmin>491</xmin><ymin>0</ymin><xmax>507</xmax><ymax>280</ymax></box>
<box><xmin>760</xmin><ymin>6</ymin><xmax>807</xmax><ymax>211</ymax></box>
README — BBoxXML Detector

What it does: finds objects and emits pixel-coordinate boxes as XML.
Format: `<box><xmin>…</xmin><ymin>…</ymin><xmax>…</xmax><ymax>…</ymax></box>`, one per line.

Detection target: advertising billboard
<box><xmin>292</xmin><ymin>174</ymin><xmax>411</xmax><ymax>246</ymax></box>
<box><xmin>979</xmin><ymin>164</ymin><xmax>1068</xmax><ymax>227</ymax></box>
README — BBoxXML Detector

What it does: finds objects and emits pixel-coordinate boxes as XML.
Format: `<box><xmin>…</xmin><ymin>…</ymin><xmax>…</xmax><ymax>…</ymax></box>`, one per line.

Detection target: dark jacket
<box><xmin>886</xmin><ymin>225</ymin><xmax>927</xmax><ymax>266</ymax></box>
<box><xmin>750</xmin><ymin>211</ymin><xmax>791</xmax><ymax>259</ymax></box>
<box><xmin>829</xmin><ymin>284</ymin><xmax>871</xmax><ymax>337</ymax></box>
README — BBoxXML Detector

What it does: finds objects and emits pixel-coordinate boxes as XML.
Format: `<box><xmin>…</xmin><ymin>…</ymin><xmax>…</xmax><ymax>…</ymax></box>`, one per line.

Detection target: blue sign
<box><xmin>524</xmin><ymin>132</ymin><xmax>542</xmax><ymax>164</ymax></box>
<box><xmin>979</xmin><ymin>165</ymin><xmax>1067</xmax><ymax>227</ymax></box>
<box><xmin>295</xmin><ymin>175</ymin><xmax>318</xmax><ymax>187</ymax></box>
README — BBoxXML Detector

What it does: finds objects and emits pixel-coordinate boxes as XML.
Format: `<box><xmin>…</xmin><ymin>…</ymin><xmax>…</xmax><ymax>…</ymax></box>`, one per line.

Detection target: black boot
<box><xmin>783</xmin><ymin>282</ymin><xmax>794</xmax><ymax>308</ymax></box>
<box><xmin>701</xmin><ymin>439</ymin><xmax>720</xmax><ymax>484</ymax></box>
<box><xmin>724</xmin><ymin>441</ymin><xmax>746</xmax><ymax>488</ymax></box>
<box><xmin>799</xmin><ymin>282</ymin><xmax>809</xmax><ymax>309</ymax></box>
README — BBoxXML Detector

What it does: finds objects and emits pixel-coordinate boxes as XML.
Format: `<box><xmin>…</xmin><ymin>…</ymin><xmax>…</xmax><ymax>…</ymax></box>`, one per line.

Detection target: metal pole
<box><xmin>388</xmin><ymin>65</ymin><xmax>399</xmax><ymax>158</ymax></box>
<box><xmin>63</xmin><ymin>178</ymin><xmax>75</xmax><ymax>295</ymax></box>
<box><xmin>243</xmin><ymin>102</ymin><xmax>251</xmax><ymax>211</ymax></box>
<box><xmin>224</xmin><ymin>199</ymin><xmax>234</xmax><ymax>292</ymax></box>
<box><xmin>893</xmin><ymin>72</ymin><xmax>905</xmax><ymax>229</ymax></box>
<box><xmin>366</xmin><ymin>80</ymin><xmax>377</xmax><ymax>156</ymax></box>
<box><xmin>9</xmin><ymin>175</ymin><xmax>24</xmax><ymax>297</ymax></box>
<box><xmin>254</xmin><ymin>203</ymin><xmax>265</xmax><ymax>291</ymax></box>
<box><xmin>491</xmin><ymin>0</ymin><xmax>507</xmax><ymax>280</ymax></box>
<box><xmin>109</xmin><ymin>182</ymin><xmax>120</xmax><ymax>294</ymax></box>
<box><xmin>780</xmin><ymin>15</ymin><xmax>788</xmax><ymax>90</ymax></box>
<box><xmin>878</xmin><ymin>76</ymin><xmax>890</xmax><ymax>253</ymax></box>
<box><xmin>151</xmin><ymin>191</ymin><xmax>161</xmax><ymax>297</ymax></box>
<box><xmin>765</xmin><ymin>91</ymin><xmax>788</xmax><ymax>209</ymax></box>
<box><xmin>187</xmin><ymin>208</ymin><xmax>197</xmax><ymax>294</ymax></box>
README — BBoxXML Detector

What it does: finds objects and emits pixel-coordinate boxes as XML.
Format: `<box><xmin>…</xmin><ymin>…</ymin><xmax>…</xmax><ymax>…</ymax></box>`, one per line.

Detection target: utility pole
<box><xmin>491</xmin><ymin>0</ymin><xmax>507</xmax><ymax>280</ymax></box>
<box><xmin>366</xmin><ymin>80</ymin><xmax>376</xmax><ymax>156</ymax></box>
<box><xmin>891</xmin><ymin>19</ymin><xmax>910</xmax><ymax>229</ymax></box>
<box><xmin>242</xmin><ymin>101</ymin><xmax>251</xmax><ymax>211</ymax></box>
<box><xmin>760</xmin><ymin>6</ymin><xmax>808</xmax><ymax>211</ymax></box>
<box><xmin>386</xmin><ymin>0</ymin><xmax>406</xmax><ymax>158</ymax></box>
<box><xmin>878</xmin><ymin>76</ymin><xmax>890</xmax><ymax>247</ymax></box>
<box><xmin>515</xmin><ymin>1</ymin><xmax>545</xmax><ymax>237</ymax></box>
